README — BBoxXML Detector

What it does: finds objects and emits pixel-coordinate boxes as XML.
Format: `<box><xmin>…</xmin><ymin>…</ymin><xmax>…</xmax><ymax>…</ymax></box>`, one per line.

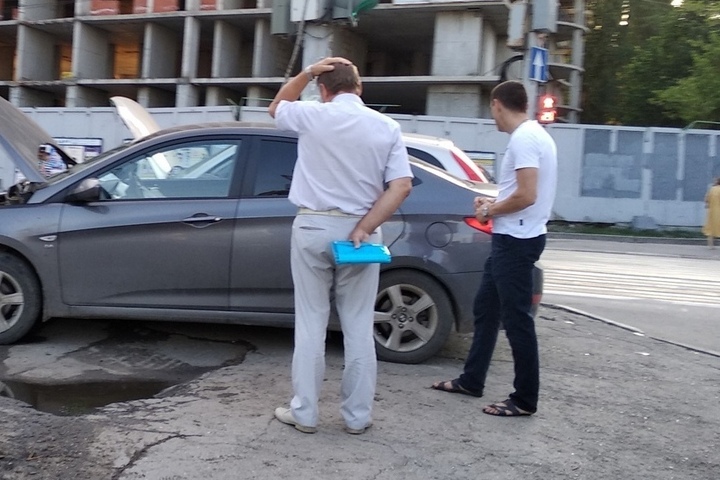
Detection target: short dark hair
<box><xmin>491</xmin><ymin>81</ymin><xmax>528</xmax><ymax>113</ymax></box>
<box><xmin>317</xmin><ymin>63</ymin><xmax>361</xmax><ymax>95</ymax></box>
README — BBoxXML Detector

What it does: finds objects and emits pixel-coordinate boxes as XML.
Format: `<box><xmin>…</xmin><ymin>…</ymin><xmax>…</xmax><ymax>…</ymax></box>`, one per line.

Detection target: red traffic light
<box><xmin>537</xmin><ymin>94</ymin><xmax>557</xmax><ymax>124</ymax></box>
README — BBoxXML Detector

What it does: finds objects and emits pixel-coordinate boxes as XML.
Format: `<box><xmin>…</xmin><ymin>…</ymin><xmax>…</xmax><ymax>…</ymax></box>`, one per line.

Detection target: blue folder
<box><xmin>332</xmin><ymin>241</ymin><xmax>392</xmax><ymax>265</ymax></box>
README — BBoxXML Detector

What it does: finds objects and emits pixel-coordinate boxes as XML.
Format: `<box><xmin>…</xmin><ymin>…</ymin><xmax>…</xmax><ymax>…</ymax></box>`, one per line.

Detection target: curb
<box><xmin>547</xmin><ymin>232</ymin><xmax>707</xmax><ymax>245</ymax></box>
<box><xmin>543</xmin><ymin>303</ymin><xmax>720</xmax><ymax>358</ymax></box>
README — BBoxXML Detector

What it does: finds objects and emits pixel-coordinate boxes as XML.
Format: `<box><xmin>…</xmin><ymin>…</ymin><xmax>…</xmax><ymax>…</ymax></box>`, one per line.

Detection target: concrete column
<box><xmin>66</xmin><ymin>85</ymin><xmax>108</xmax><ymax>107</ymax></box>
<box><xmin>181</xmin><ymin>16</ymin><xmax>200</xmax><ymax>78</ymax></box>
<box><xmin>73</xmin><ymin>23</ymin><xmax>112</xmax><ymax>79</ymax></box>
<box><xmin>246</xmin><ymin>85</ymin><xmax>274</xmax><ymax>106</ymax></box>
<box><xmin>481</xmin><ymin>20</ymin><xmax>497</xmax><ymax>77</ymax></box>
<box><xmin>19</xmin><ymin>0</ymin><xmax>55</xmax><ymax>21</ymax></box>
<box><xmin>298</xmin><ymin>24</ymin><xmax>367</xmax><ymax>100</ymax></box>
<box><xmin>431</xmin><ymin>11</ymin><xmax>483</xmax><ymax>75</ymax></box>
<box><xmin>176</xmin><ymin>83</ymin><xmax>200</xmax><ymax>107</ymax></box>
<box><xmin>143</xmin><ymin>23</ymin><xmax>179</xmax><ymax>78</ymax></box>
<box><xmin>177</xmin><ymin>16</ymin><xmax>201</xmax><ymax>106</ymax></box>
<box><xmin>252</xmin><ymin>18</ymin><xmax>293</xmax><ymax>78</ymax></box>
<box><xmin>427</xmin><ymin>11</ymin><xmax>484</xmax><ymax>118</ymax></box>
<box><xmin>302</xmin><ymin>24</ymin><xmax>331</xmax><ymax>69</ymax></box>
<box><xmin>212</xmin><ymin>20</ymin><xmax>242</xmax><ymax>78</ymax></box>
<box><xmin>75</xmin><ymin>0</ymin><xmax>90</xmax><ymax>15</ymax></box>
<box><xmin>137</xmin><ymin>87</ymin><xmax>152</xmax><ymax>107</ymax></box>
<box><xmin>16</xmin><ymin>25</ymin><xmax>56</xmax><ymax>81</ymax></box>
<box><xmin>301</xmin><ymin>24</ymin><xmax>367</xmax><ymax>68</ymax></box>
<box><xmin>300</xmin><ymin>24</ymin><xmax>332</xmax><ymax>101</ymax></box>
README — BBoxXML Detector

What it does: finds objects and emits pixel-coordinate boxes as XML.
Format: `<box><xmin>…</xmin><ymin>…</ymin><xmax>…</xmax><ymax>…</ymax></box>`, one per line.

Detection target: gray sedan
<box><xmin>0</xmin><ymin>99</ymin><xmax>542</xmax><ymax>364</ymax></box>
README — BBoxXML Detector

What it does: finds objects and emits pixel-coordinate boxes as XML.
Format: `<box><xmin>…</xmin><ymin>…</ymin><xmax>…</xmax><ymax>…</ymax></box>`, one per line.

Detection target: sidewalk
<box><xmin>2</xmin><ymin>305</ymin><xmax>719</xmax><ymax>479</ymax></box>
<box><xmin>547</xmin><ymin>232</ymin><xmax>720</xmax><ymax>260</ymax></box>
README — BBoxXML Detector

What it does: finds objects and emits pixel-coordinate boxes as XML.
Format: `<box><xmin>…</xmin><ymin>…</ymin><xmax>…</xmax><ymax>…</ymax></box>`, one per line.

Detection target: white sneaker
<box><xmin>274</xmin><ymin>407</ymin><xmax>317</xmax><ymax>434</ymax></box>
<box><xmin>345</xmin><ymin>423</ymin><xmax>372</xmax><ymax>435</ymax></box>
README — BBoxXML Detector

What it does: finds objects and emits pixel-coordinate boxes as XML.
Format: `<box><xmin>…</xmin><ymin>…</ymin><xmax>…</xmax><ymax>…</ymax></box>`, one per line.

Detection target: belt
<box><xmin>298</xmin><ymin>207</ymin><xmax>359</xmax><ymax>217</ymax></box>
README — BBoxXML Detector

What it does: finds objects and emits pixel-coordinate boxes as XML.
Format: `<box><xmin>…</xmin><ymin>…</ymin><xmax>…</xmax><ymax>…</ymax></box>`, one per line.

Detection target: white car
<box><xmin>107</xmin><ymin>98</ymin><xmax>494</xmax><ymax>185</ymax></box>
<box><xmin>402</xmin><ymin>133</ymin><xmax>493</xmax><ymax>183</ymax></box>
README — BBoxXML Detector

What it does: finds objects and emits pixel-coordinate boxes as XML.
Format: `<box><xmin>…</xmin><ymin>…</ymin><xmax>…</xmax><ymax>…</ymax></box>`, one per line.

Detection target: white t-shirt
<box><xmin>493</xmin><ymin>120</ymin><xmax>557</xmax><ymax>239</ymax></box>
<box><xmin>275</xmin><ymin>93</ymin><xmax>413</xmax><ymax>216</ymax></box>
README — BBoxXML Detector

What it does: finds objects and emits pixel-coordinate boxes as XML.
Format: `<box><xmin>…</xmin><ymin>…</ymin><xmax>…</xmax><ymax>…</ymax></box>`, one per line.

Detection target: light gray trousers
<box><xmin>289</xmin><ymin>213</ymin><xmax>380</xmax><ymax>429</ymax></box>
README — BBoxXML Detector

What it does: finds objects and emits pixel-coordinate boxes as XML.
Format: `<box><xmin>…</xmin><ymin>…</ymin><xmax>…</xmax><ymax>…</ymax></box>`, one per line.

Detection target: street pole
<box><xmin>520</xmin><ymin>0</ymin><xmax>555</xmax><ymax>121</ymax></box>
<box><xmin>523</xmin><ymin>31</ymin><xmax>540</xmax><ymax>120</ymax></box>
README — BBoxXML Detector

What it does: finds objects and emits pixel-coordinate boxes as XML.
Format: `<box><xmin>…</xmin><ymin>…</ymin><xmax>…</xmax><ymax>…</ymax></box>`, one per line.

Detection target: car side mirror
<box><xmin>66</xmin><ymin>178</ymin><xmax>108</xmax><ymax>203</ymax></box>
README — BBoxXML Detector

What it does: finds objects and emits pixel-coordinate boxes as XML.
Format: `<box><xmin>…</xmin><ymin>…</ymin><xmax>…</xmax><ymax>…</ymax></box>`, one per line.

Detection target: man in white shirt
<box><xmin>432</xmin><ymin>81</ymin><xmax>557</xmax><ymax>417</ymax></box>
<box><xmin>269</xmin><ymin>57</ymin><xmax>413</xmax><ymax>434</ymax></box>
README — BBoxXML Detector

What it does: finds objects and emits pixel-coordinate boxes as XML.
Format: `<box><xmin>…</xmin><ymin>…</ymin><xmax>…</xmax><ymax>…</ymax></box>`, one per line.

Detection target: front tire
<box><xmin>373</xmin><ymin>271</ymin><xmax>454</xmax><ymax>364</ymax></box>
<box><xmin>0</xmin><ymin>253</ymin><xmax>42</xmax><ymax>344</ymax></box>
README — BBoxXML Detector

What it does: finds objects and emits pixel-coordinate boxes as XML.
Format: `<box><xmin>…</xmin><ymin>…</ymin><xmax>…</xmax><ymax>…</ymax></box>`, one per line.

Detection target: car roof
<box><xmin>401</xmin><ymin>133</ymin><xmax>455</xmax><ymax>148</ymax></box>
<box><xmin>111</xmin><ymin>96</ymin><xmax>462</xmax><ymax>151</ymax></box>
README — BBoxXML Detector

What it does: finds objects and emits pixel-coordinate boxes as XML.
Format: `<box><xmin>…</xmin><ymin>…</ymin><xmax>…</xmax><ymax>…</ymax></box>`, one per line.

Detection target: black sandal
<box><xmin>482</xmin><ymin>398</ymin><xmax>533</xmax><ymax>417</ymax></box>
<box><xmin>430</xmin><ymin>378</ymin><xmax>483</xmax><ymax>397</ymax></box>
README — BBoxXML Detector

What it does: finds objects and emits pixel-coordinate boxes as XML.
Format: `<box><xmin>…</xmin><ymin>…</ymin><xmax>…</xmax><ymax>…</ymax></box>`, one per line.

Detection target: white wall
<box><xmin>2</xmin><ymin>105</ymin><xmax>716</xmax><ymax>229</ymax></box>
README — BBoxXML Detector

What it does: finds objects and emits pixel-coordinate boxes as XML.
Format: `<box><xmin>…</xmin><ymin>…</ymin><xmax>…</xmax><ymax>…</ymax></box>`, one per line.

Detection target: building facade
<box><xmin>0</xmin><ymin>0</ymin><xmax>585</xmax><ymax>119</ymax></box>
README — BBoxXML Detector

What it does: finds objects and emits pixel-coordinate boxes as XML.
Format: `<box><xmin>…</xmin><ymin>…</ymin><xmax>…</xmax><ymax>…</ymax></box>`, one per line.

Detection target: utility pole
<box><xmin>272</xmin><ymin>0</ymin><xmax>378</xmax><ymax>100</ymax></box>
<box><xmin>507</xmin><ymin>0</ymin><xmax>558</xmax><ymax>121</ymax></box>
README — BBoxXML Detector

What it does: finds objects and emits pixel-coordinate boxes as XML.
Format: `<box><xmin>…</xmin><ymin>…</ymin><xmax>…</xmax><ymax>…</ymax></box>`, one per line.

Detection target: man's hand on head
<box><xmin>307</xmin><ymin>57</ymin><xmax>353</xmax><ymax>78</ymax></box>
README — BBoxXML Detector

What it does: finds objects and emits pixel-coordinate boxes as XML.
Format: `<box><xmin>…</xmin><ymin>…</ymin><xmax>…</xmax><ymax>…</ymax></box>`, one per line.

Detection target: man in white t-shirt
<box><xmin>432</xmin><ymin>81</ymin><xmax>557</xmax><ymax>417</ymax></box>
<box><xmin>268</xmin><ymin>57</ymin><xmax>413</xmax><ymax>434</ymax></box>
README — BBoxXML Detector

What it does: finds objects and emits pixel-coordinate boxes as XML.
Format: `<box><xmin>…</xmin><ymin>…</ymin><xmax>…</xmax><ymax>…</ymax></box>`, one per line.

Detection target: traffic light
<box><xmin>537</xmin><ymin>94</ymin><xmax>557</xmax><ymax>124</ymax></box>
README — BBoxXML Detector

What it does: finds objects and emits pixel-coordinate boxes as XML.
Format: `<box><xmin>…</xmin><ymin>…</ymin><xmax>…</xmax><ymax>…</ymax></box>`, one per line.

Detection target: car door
<box><xmin>230</xmin><ymin>136</ymin><xmax>297</xmax><ymax>313</ymax></box>
<box><xmin>57</xmin><ymin>138</ymin><xmax>243</xmax><ymax>309</ymax></box>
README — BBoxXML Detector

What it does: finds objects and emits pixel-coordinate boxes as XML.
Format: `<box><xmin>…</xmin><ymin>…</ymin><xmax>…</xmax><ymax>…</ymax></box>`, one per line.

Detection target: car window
<box><xmin>98</xmin><ymin>141</ymin><xmax>240</xmax><ymax>200</ymax></box>
<box><xmin>251</xmin><ymin>140</ymin><xmax>297</xmax><ymax>197</ymax></box>
<box><xmin>406</xmin><ymin>147</ymin><xmax>443</xmax><ymax>169</ymax></box>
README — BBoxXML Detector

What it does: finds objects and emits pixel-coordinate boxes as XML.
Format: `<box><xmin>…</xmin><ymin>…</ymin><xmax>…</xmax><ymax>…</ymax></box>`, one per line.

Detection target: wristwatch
<box><xmin>304</xmin><ymin>66</ymin><xmax>315</xmax><ymax>81</ymax></box>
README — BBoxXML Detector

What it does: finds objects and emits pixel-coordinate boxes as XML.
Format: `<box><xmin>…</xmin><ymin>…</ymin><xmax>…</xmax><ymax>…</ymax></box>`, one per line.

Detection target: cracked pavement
<box><xmin>1</xmin><ymin>306</ymin><xmax>720</xmax><ymax>479</ymax></box>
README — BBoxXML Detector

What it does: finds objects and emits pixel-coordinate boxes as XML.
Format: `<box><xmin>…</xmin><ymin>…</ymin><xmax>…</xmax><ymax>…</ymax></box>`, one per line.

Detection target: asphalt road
<box><xmin>0</xmin><ymin>235</ymin><xmax>718</xmax><ymax>479</ymax></box>
<box><xmin>543</xmin><ymin>236</ymin><xmax>720</xmax><ymax>355</ymax></box>
<box><xmin>2</xmin><ymin>306</ymin><xmax>719</xmax><ymax>480</ymax></box>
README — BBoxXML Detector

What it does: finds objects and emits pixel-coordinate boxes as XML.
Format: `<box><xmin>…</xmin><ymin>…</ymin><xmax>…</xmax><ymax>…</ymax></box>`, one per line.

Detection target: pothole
<box><xmin>0</xmin><ymin>379</ymin><xmax>175</xmax><ymax>416</ymax></box>
<box><xmin>0</xmin><ymin>320</ymin><xmax>256</xmax><ymax>416</ymax></box>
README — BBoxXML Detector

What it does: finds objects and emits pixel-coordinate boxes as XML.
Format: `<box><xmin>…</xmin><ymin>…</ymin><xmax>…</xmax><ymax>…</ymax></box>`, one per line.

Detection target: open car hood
<box><xmin>0</xmin><ymin>96</ymin><xmax>56</xmax><ymax>184</ymax></box>
<box><xmin>109</xmin><ymin>96</ymin><xmax>162</xmax><ymax>141</ymax></box>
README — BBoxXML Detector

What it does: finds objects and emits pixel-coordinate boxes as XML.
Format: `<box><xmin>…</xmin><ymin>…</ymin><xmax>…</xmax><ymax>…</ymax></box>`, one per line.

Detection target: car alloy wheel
<box><xmin>0</xmin><ymin>253</ymin><xmax>42</xmax><ymax>344</ymax></box>
<box><xmin>373</xmin><ymin>271</ymin><xmax>453</xmax><ymax>364</ymax></box>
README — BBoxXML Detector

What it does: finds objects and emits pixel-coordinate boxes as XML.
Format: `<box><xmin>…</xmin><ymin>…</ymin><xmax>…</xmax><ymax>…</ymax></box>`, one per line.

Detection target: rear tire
<box><xmin>374</xmin><ymin>271</ymin><xmax>453</xmax><ymax>364</ymax></box>
<box><xmin>0</xmin><ymin>253</ymin><xmax>42</xmax><ymax>344</ymax></box>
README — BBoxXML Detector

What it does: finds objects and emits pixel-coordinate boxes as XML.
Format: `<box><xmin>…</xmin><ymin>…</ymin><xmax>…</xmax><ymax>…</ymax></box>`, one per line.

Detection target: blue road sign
<box><xmin>529</xmin><ymin>46</ymin><xmax>549</xmax><ymax>83</ymax></box>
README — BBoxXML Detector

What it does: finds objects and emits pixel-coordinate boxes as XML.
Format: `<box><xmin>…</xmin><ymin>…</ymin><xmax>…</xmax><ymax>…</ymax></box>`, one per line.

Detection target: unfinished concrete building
<box><xmin>0</xmin><ymin>0</ymin><xmax>586</xmax><ymax>120</ymax></box>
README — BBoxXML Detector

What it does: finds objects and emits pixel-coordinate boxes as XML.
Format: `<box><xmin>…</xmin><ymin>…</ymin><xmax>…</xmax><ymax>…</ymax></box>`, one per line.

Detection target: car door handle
<box><xmin>182</xmin><ymin>214</ymin><xmax>222</xmax><ymax>225</ymax></box>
